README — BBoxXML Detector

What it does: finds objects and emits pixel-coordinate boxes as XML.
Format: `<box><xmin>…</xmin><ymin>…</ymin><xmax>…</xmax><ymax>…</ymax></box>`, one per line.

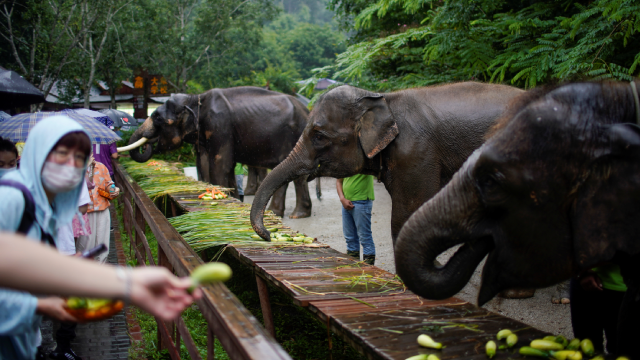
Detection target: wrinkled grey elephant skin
<box><xmin>250</xmin><ymin>82</ymin><xmax>524</xmax><ymax>244</ymax></box>
<box><xmin>127</xmin><ymin>86</ymin><xmax>312</xmax><ymax>218</ymax></box>
<box><xmin>395</xmin><ymin>81</ymin><xmax>640</xmax><ymax>357</ymax></box>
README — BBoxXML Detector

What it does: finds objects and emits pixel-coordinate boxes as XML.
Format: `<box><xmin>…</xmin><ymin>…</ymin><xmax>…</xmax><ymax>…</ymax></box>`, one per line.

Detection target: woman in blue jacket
<box><xmin>0</xmin><ymin>116</ymin><xmax>91</xmax><ymax>360</ymax></box>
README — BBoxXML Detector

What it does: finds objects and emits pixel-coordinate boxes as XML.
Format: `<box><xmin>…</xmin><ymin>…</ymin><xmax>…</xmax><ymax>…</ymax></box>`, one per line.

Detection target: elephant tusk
<box><xmin>117</xmin><ymin>137</ymin><xmax>148</xmax><ymax>152</ymax></box>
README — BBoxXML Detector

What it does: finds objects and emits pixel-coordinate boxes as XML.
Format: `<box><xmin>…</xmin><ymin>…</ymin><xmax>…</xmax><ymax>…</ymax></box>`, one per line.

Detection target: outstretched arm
<box><xmin>0</xmin><ymin>232</ymin><xmax>200</xmax><ymax>320</ymax></box>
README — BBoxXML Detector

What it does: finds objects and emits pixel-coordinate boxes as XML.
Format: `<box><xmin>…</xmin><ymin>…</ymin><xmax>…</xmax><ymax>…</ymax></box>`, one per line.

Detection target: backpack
<box><xmin>0</xmin><ymin>179</ymin><xmax>56</xmax><ymax>247</ymax></box>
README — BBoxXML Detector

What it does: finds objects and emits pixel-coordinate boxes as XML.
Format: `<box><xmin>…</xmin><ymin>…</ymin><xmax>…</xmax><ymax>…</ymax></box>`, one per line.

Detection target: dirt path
<box><xmin>243</xmin><ymin>177</ymin><xmax>573</xmax><ymax>337</ymax></box>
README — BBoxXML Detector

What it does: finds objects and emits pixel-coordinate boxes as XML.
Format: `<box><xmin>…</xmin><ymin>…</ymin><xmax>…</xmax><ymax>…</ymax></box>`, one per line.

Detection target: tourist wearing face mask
<box><xmin>0</xmin><ymin>116</ymin><xmax>91</xmax><ymax>360</ymax></box>
<box><xmin>0</xmin><ymin>137</ymin><xmax>18</xmax><ymax>179</ymax></box>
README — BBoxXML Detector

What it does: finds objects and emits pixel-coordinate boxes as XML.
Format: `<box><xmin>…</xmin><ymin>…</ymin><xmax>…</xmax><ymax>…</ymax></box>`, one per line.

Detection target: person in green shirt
<box><xmin>336</xmin><ymin>174</ymin><xmax>375</xmax><ymax>265</ymax></box>
<box><xmin>570</xmin><ymin>264</ymin><xmax>627</xmax><ymax>354</ymax></box>
<box><xmin>234</xmin><ymin>163</ymin><xmax>247</xmax><ymax>202</ymax></box>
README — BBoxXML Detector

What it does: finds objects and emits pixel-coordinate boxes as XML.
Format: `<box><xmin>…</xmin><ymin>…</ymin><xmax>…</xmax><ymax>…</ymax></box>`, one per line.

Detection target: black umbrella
<box><xmin>0</xmin><ymin>68</ymin><xmax>45</xmax><ymax>109</ymax></box>
<box><xmin>98</xmin><ymin>109</ymin><xmax>136</xmax><ymax>129</ymax></box>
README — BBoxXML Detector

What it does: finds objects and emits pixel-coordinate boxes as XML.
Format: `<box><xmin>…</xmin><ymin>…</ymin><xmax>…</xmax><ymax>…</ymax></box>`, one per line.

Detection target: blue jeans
<box><xmin>342</xmin><ymin>200</ymin><xmax>375</xmax><ymax>256</ymax></box>
<box><xmin>235</xmin><ymin>175</ymin><xmax>244</xmax><ymax>195</ymax></box>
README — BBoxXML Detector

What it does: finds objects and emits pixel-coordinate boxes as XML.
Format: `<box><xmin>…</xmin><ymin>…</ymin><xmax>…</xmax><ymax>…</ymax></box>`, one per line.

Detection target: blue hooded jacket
<box><xmin>0</xmin><ymin>116</ymin><xmax>89</xmax><ymax>360</ymax></box>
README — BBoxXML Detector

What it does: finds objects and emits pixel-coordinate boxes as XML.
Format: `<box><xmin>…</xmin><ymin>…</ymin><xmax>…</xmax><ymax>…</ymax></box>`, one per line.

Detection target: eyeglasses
<box><xmin>50</xmin><ymin>149</ymin><xmax>87</xmax><ymax>168</ymax></box>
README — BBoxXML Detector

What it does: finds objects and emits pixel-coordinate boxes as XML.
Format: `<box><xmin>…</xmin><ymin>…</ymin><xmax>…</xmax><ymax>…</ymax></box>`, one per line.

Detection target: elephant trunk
<box><xmin>251</xmin><ymin>139</ymin><xmax>314</xmax><ymax>240</ymax></box>
<box><xmin>127</xmin><ymin>117</ymin><xmax>155</xmax><ymax>163</ymax></box>
<box><xmin>394</xmin><ymin>151</ymin><xmax>492</xmax><ymax>300</ymax></box>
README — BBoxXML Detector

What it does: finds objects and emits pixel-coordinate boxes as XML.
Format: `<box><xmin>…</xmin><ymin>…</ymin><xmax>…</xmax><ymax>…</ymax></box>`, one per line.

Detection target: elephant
<box><xmin>250</xmin><ymin>82</ymin><xmax>524</xmax><ymax>241</ymax></box>
<box><xmin>394</xmin><ymin>81</ymin><xmax>640</xmax><ymax>357</ymax></box>
<box><xmin>120</xmin><ymin>86</ymin><xmax>312</xmax><ymax>218</ymax></box>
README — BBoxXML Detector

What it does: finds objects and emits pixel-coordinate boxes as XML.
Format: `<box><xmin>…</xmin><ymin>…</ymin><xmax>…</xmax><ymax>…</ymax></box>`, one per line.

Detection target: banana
<box><xmin>417</xmin><ymin>334</ymin><xmax>443</xmax><ymax>349</ymax></box>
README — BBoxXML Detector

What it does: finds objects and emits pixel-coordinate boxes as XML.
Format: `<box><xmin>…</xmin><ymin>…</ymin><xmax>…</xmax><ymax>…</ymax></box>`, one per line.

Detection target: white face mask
<box><xmin>41</xmin><ymin>162</ymin><xmax>84</xmax><ymax>194</ymax></box>
<box><xmin>0</xmin><ymin>167</ymin><xmax>16</xmax><ymax>179</ymax></box>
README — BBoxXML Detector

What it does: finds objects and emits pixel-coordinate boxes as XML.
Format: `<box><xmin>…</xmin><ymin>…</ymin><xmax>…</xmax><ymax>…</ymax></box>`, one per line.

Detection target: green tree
<box><xmin>127</xmin><ymin>0</ymin><xmax>279</xmax><ymax>93</ymax></box>
<box><xmin>284</xmin><ymin>23</ymin><xmax>345</xmax><ymax>78</ymax></box>
<box><xmin>97</xmin><ymin>24</ymin><xmax>133</xmax><ymax>109</ymax></box>
<box><xmin>259</xmin><ymin>3</ymin><xmax>346</xmax><ymax>80</ymax></box>
<box><xmin>0</xmin><ymin>0</ymin><xmax>110</xmax><ymax>109</ymax></box>
<box><xmin>324</xmin><ymin>0</ymin><xmax>640</xmax><ymax>91</ymax></box>
<box><xmin>67</xmin><ymin>0</ymin><xmax>131</xmax><ymax>108</ymax></box>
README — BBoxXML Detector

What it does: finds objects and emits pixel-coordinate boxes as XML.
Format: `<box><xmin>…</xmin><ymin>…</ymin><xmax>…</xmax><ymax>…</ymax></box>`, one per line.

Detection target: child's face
<box><xmin>0</xmin><ymin>151</ymin><xmax>17</xmax><ymax>169</ymax></box>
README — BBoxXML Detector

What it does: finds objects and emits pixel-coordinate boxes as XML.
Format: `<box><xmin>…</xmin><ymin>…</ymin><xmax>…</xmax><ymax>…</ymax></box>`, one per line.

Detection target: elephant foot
<box><xmin>289</xmin><ymin>208</ymin><xmax>311</xmax><ymax>219</ymax></box>
<box><xmin>498</xmin><ymin>288</ymin><xmax>536</xmax><ymax>299</ymax></box>
<box><xmin>551</xmin><ymin>280</ymin><xmax>570</xmax><ymax>304</ymax></box>
<box><xmin>268</xmin><ymin>205</ymin><xmax>284</xmax><ymax>217</ymax></box>
<box><xmin>243</xmin><ymin>182</ymin><xmax>257</xmax><ymax>195</ymax></box>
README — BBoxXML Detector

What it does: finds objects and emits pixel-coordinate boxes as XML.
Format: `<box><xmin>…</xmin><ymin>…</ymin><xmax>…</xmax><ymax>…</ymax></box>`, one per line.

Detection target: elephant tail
<box><xmin>316</xmin><ymin>177</ymin><xmax>322</xmax><ymax>200</ymax></box>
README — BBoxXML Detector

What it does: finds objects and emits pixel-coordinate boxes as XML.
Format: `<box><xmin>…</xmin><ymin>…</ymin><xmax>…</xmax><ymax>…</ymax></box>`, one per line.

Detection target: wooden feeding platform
<box><xmin>118</xmin><ymin>159</ymin><xmax>549</xmax><ymax>360</ymax></box>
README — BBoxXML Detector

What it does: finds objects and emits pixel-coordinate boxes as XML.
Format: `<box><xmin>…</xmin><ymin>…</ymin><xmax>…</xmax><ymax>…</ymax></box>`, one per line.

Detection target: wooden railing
<box><xmin>113</xmin><ymin>160</ymin><xmax>292</xmax><ymax>360</ymax></box>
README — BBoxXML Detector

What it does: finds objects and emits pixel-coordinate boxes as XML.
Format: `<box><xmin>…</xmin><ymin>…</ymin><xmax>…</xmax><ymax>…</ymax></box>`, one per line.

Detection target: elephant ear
<box><xmin>164</xmin><ymin>94</ymin><xmax>188</xmax><ymax>125</ymax></box>
<box><xmin>571</xmin><ymin>123</ymin><xmax>640</xmax><ymax>269</ymax></box>
<box><xmin>356</xmin><ymin>94</ymin><xmax>399</xmax><ymax>159</ymax></box>
<box><xmin>181</xmin><ymin>106</ymin><xmax>198</xmax><ymax>133</ymax></box>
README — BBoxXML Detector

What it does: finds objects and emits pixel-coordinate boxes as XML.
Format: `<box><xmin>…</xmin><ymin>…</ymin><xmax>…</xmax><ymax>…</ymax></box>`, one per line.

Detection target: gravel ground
<box><xmin>242</xmin><ymin>177</ymin><xmax>573</xmax><ymax>337</ymax></box>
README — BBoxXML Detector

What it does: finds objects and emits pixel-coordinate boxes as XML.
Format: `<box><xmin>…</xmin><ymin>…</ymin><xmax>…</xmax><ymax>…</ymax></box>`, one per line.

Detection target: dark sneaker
<box><xmin>49</xmin><ymin>348</ymin><xmax>82</xmax><ymax>360</ymax></box>
<box><xmin>363</xmin><ymin>255</ymin><xmax>375</xmax><ymax>265</ymax></box>
<box><xmin>346</xmin><ymin>250</ymin><xmax>360</xmax><ymax>259</ymax></box>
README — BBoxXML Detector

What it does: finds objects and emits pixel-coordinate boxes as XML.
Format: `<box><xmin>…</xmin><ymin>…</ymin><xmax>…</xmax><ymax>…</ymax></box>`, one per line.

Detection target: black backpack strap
<box><xmin>0</xmin><ymin>179</ymin><xmax>56</xmax><ymax>248</ymax></box>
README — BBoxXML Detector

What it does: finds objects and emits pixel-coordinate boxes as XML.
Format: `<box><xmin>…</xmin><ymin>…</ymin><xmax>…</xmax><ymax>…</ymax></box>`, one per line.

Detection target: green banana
<box><xmin>486</xmin><ymin>340</ymin><xmax>497</xmax><ymax>358</ymax></box>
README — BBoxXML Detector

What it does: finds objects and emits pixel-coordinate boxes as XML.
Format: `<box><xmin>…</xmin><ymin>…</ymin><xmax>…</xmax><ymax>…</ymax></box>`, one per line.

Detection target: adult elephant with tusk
<box><xmin>122</xmin><ymin>86</ymin><xmax>313</xmax><ymax>218</ymax></box>
<box><xmin>394</xmin><ymin>81</ymin><xmax>640</xmax><ymax>357</ymax></box>
<box><xmin>250</xmin><ymin>82</ymin><xmax>524</xmax><ymax>242</ymax></box>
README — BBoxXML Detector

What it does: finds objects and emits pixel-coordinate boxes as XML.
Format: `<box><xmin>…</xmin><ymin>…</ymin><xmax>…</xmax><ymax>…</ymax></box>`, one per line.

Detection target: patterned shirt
<box><xmin>87</xmin><ymin>162</ymin><xmax>113</xmax><ymax>212</ymax></box>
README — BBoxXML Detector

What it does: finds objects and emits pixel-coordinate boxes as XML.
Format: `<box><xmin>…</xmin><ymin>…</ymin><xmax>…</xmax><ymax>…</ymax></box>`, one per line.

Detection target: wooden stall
<box><xmin>115</xmin><ymin>159</ymin><xmax>550</xmax><ymax>360</ymax></box>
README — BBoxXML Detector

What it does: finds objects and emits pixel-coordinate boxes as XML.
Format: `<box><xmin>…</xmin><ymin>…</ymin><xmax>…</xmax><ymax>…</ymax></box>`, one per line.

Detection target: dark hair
<box><xmin>0</xmin><ymin>137</ymin><xmax>18</xmax><ymax>158</ymax></box>
<box><xmin>53</xmin><ymin>131</ymin><xmax>92</xmax><ymax>157</ymax></box>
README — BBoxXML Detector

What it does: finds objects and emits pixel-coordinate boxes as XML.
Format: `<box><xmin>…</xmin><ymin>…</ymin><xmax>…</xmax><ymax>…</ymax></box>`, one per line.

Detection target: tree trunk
<box><xmin>110</xmin><ymin>86</ymin><xmax>117</xmax><ymax>109</ymax></box>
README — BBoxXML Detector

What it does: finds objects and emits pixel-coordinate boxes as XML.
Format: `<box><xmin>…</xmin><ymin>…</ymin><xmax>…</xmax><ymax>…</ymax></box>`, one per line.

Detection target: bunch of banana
<box><xmin>253</xmin><ymin>228</ymin><xmax>314</xmax><ymax>243</ymax></box>
<box><xmin>483</xmin><ymin>331</ymin><xmax>623</xmax><ymax>360</ymax></box>
<box><xmin>65</xmin><ymin>297</ymin><xmax>124</xmax><ymax>322</ymax></box>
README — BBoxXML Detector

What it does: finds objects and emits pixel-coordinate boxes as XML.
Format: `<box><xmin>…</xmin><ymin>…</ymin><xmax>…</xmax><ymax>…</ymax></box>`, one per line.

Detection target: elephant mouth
<box><xmin>143</xmin><ymin>137</ymin><xmax>160</xmax><ymax>151</ymax></box>
<box><xmin>305</xmin><ymin>165</ymin><xmax>320</xmax><ymax>182</ymax></box>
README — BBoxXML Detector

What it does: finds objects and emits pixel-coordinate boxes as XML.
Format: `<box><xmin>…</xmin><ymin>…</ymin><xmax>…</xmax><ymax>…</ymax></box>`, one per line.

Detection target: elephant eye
<box><xmin>477</xmin><ymin>172</ymin><xmax>506</xmax><ymax>204</ymax></box>
<box><xmin>479</xmin><ymin>175</ymin><xmax>498</xmax><ymax>189</ymax></box>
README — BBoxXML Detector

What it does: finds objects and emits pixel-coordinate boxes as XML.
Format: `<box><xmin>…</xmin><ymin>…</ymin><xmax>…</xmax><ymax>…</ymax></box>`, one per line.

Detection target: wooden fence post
<box><xmin>135</xmin><ymin>204</ymin><xmax>146</xmax><ymax>264</ymax></box>
<box><xmin>256</xmin><ymin>275</ymin><xmax>276</xmax><ymax>338</ymax></box>
<box><xmin>207</xmin><ymin>326</ymin><xmax>215</xmax><ymax>360</ymax></box>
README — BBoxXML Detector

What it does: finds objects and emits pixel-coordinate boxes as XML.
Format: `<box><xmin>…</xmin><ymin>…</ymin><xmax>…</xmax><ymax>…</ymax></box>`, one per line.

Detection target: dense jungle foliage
<box><xmin>3</xmin><ymin>0</ymin><xmax>640</xmax><ymax>103</ymax></box>
<box><xmin>313</xmin><ymin>0</ymin><xmax>640</xmax><ymax>92</ymax></box>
